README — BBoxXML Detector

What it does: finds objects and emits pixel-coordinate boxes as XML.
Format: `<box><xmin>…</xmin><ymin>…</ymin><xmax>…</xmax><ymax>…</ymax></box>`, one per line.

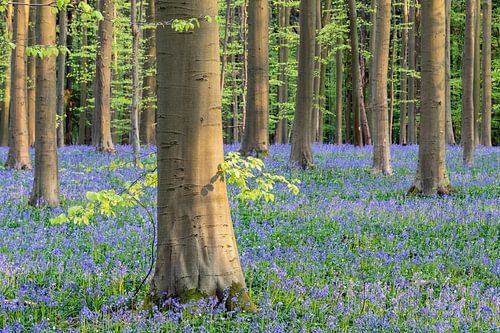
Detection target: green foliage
<box><xmin>51</xmin><ymin>152</ymin><xmax>299</xmax><ymax>225</ymax></box>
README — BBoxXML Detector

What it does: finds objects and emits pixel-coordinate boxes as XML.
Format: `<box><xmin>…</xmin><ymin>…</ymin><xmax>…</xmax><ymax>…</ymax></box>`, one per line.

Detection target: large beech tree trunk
<box><xmin>28</xmin><ymin>4</ymin><xmax>36</xmax><ymax>146</ymax></box>
<box><xmin>240</xmin><ymin>0</ymin><xmax>269</xmax><ymax>157</ymax></box>
<box><xmin>30</xmin><ymin>0</ymin><xmax>60</xmax><ymax>206</ymax></box>
<box><xmin>6</xmin><ymin>0</ymin><xmax>31</xmax><ymax>170</ymax></box>
<box><xmin>371</xmin><ymin>0</ymin><xmax>392</xmax><ymax>175</ymax></box>
<box><xmin>275</xmin><ymin>0</ymin><xmax>290</xmax><ymax>144</ymax></box>
<box><xmin>0</xmin><ymin>4</ymin><xmax>12</xmax><ymax>147</ymax></box>
<box><xmin>409</xmin><ymin>0</ymin><xmax>452</xmax><ymax>196</ymax></box>
<box><xmin>290</xmin><ymin>0</ymin><xmax>315</xmax><ymax>168</ymax></box>
<box><xmin>462</xmin><ymin>0</ymin><xmax>475</xmax><ymax>166</ymax></box>
<box><xmin>56</xmin><ymin>9</ymin><xmax>67</xmax><ymax>148</ymax></box>
<box><xmin>140</xmin><ymin>0</ymin><xmax>156</xmax><ymax>145</ymax></box>
<box><xmin>481</xmin><ymin>0</ymin><xmax>491</xmax><ymax>146</ymax></box>
<box><xmin>93</xmin><ymin>0</ymin><xmax>115</xmax><ymax>152</ymax></box>
<box><xmin>149</xmin><ymin>0</ymin><xmax>254</xmax><ymax>311</ymax></box>
<box><xmin>445</xmin><ymin>0</ymin><xmax>455</xmax><ymax>144</ymax></box>
<box><xmin>347</xmin><ymin>0</ymin><xmax>363</xmax><ymax>146</ymax></box>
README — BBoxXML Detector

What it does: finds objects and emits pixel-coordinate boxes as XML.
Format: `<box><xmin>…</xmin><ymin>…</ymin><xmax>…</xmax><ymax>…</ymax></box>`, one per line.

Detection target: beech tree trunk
<box><xmin>140</xmin><ymin>0</ymin><xmax>157</xmax><ymax>145</ymax></box>
<box><xmin>290</xmin><ymin>0</ymin><xmax>315</xmax><ymax>168</ymax></box>
<box><xmin>445</xmin><ymin>0</ymin><xmax>455</xmax><ymax>144</ymax></box>
<box><xmin>318</xmin><ymin>0</ymin><xmax>332</xmax><ymax>144</ymax></box>
<box><xmin>371</xmin><ymin>0</ymin><xmax>392</xmax><ymax>175</ymax></box>
<box><xmin>407</xmin><ymin>0</ymin><xmax>416</xmax><ymax>144</ymax></box>
<box><xmin>28</xmin><ymin>4</ymin><xmax>36</xmax><ymax>146</ymax></box>
<box><xmin>473</xmin><ymin>0</ymin><xmax>480</xmax><ymax>144</ymax></box>
<box><xmin>0</xmin><ymin>4</ymin><xmax>12</xmax><ymax>147</ymax></box>
<box><xmin>400</xmin><ymin>0</ymin><xmax>408</xmax><ymax>145</ymax></box>
<box><xmin>93</xmin><ymin>0</ymin><xmax>115</xmax><ymax>152</ymax></box>
<box><xmin>78</xmin><ymin>3</ymin><xmax>91</xmax><ymax>145</ymax></box>
<box><xmin>311</xmin><ymin>0</ymin><xmax>322</xmax><ymax>143</ymax></box>
<box><xmin>462</xmin><ymin>0</ymin><xmax>475</xmax><ymax>166</ymax></box>
<box><xmin>241</xmin><ymin>0</ymin><xmax>269</xmax><ymax>157</ymax></box>
<box><xmin>481</xmin><ymin>0</ymin><xmax>491</xmax><ymax>146</ymax></box>
<box><xmin>275</xmin><ymin>0</ymin><xmax>290</xmax><ymax>144</ymax></box>
<box><xmin>6</xmin><ymin>0</ymin><xmax>31</xmax><ymax>170</ymax></box>
<box><xmin>56</xmin><ymin>9</ymin><xmax>67</xmax><ymax>148</ymax></box>
<box><xmin>130</xmin><ymin>0</ymin><xmax>140</xmax><ymax>163</ymax></box>
<box><xmin>30</xmin><ymin>0</ymin><xmax>60</xmax><ymax>206</ymax></box>
<box><xmin>409</xmin><ymin>0</ymin><xmax>452</xmax><ymax>196</ymax></box>
<box><xmin>336</xmin><ymin>38</ymin><xmax>343</xmax><ymax>145</ymax></box>
<box><xmin>150</xmin><ymin>0</ymin><xmax>254</xmax><ymax>311</ymax></box>
<box><xmin>347</xmin><ymin>0</ymin><xmax>363</xmax><ymax>146</ymax></box>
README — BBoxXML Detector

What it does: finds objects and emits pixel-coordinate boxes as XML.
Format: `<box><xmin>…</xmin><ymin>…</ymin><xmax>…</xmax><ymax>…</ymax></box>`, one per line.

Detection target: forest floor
<box><xmin>0</xmin><ymin>144</ymin><xmax>499</xmax><ymax>332</ymax></box>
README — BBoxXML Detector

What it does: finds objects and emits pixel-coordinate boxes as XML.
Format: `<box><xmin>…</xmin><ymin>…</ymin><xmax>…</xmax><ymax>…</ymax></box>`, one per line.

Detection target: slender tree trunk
<box><xmin>481</xmin><ymin>0</ymin><xmax>491</xmax><ymax>146</ymax></box>
<box><xmin>389</xmin><ymin>10</ymin><xmax>396</xmax><ymax>145</ymax></box>
<box><xmin>240</xmin><ymin>0</ymin><xmax>248</xmax><ymax>135</ymax></box>
<box><xmin>407</xmin><ymin>0</ymin><xmax>416</xmax><ymax>144</ymax></box>
<box><xmin>6</xmin><ymin>0</ymin><xmax>31</xmax><ymax>170</ymax></box>
<box><xmin>290</xmin><ymin>0</ymin><xmax>315</xmax><ymax>168</ymax></box>
<box><xmin>150</xmin><ymin>0</ymin><xmax>255</xmax><ymax>311</ymax></box>
<box><xmin>56</xmin><ymin>9</ymin><xmax>67</xmax><ymax>148</ymax></box>
<box><xmin>409</xmin><ymin>0</ymin><xmax>452</xmax><ymax>196</ymax></box>
<box><xmin>473</xmin><ymin>0</ymin><xmax>481</xmax><ymax>144</ymax></box>
<box><xmin>345</xmin><ymin>58</ymin><xmax>352</xmax><ymax>144</ymax></box>
<box><xmin>220</xmin><ymin>0</ymin><xmax>232</xmax><ymax>93</ymax></box>
<box><xmin>445</xmin><ymin>0</ymin><xmax>455</xmax><ymax>144</ymax></box>
<box><xmin>400</xmin><ymin>0</ymin><xmax>408</xmax><ymax>145</ymax></box>
<box><xmin>462</xmin><ymin>0</ymin><xmax>475</xmax><ymax>166</ymax></box>
<box><xmin>368</xmin><ymin>0</ymin><xmax>376</xmax><ymax>139</ymax></box>
<box><xmin>130</xmin><ymin>0</ymin><xmax>140</xmax><ymax>163</ymax></box>
<box><xmin>311</xmin><ymin>0</ymin><xmax>322</xmax><ymax>143</ymax></box>
<box><xmin>140</xmin><ymin>0</ymin><xmax>157</xmax><ymax>145</ymax></box>
<box><xmin>30</xmin><ymin>0</ymin><xmax>60</xmax><ymax>206</ymax></box>
<box><xmin>241</xmin><ymin>0</ymin><xmax>269</xmax><ymax>156</ymax></box>
<box><xmin>93</xmin><ymin>0</ymin><xmax>115</xmax><ymax>152</ymax></box>
<box><xmin>78</xmin><ymin>3</ymin><xmax>90</xmax><ymax>145</ymax></box>
<box><xmin>28</xmin><ymin>4</ymin><xmax>36</xmax><ymax>146</ymax></box>
<box><xmin>336</xmin><ymin>38</ymin><xmax>343</xmax><ymax>145</ymax></box>
<box><xmin>318</xmin><ymin>0</ymin><xmax>332</xmax><ymax>144</ymax></box>
<box><xmin>275</xmin><ymin>0</ymin><xmax>290</xmax><ymax>144</ymax></box>
<box><xmin>347</xmin><ymin>0</ymin><xmax>363</xmax><ymax>146</ymax></box>
<box><xmin>0</xmin><ymin>4</ymin><xmax>13</xmax><ymax>147</ymax></box>
<box><xmin>372</xmin><ymin>0</ymin><xmax>392</xmax><ymax>175</ymax></box>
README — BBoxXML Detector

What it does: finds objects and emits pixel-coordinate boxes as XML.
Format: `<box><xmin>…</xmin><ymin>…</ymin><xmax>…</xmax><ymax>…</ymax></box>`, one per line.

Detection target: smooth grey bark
<box><xmin>481</xmin><ymin>0</ymin><xmax>492</xmax><ymax>146</ymax></box>
<box><xmin>56</xmin><ymin>9</ymin><xmax>67</xmax><ymax>148</ymax></box>
<box><xmin>275</xmin><ymin>0</ymin><xmax>290</xmax><ymax>144</ymax></box>
<box><xmin>400</xmin><ymin>0</ymin><xmax>408</xmax><ymax>145</ymax></box>
<box><xmin>462</xmin><ymin>0</ymin><xmax>475</xmax><ymax>166</ymax></box>
<box><xmin>445</xmin><ymin>0</ymin><xmax>455</xmax><ymax>144</ymax></box>
<box><xmin>336</xmin><ymin>38</ymin><xmax>343</xmax><ymax>145</ymax></box>
<box><xmin>407</xmin><ymin>0</ymin><xmax>416</xmax><ymax>144</ymax></box>
<box><xmin>0</xmin><ymin>4</ymin><xmax>12</xmax><ymax>147</ymax></box>
<box><xmin>130</xmin><ymin>0</ymin><xmax>140</xmax><ymax>163</ymax></box>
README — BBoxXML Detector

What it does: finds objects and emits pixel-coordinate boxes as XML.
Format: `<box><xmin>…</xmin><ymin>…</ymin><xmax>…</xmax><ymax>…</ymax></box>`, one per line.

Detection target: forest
<box><xmin>0</xmin><ymin>0</ymin><xmax>499</xmax><ymax>331</ymax></box>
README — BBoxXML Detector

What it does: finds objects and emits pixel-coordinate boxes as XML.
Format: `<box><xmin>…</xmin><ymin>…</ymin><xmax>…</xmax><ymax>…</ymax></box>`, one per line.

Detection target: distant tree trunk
<box><xmin>368</xmin><ymin>0</ymin><xmax>376</xmax><ymax>139</ymax></box>
<box><xmin>78</xmin><ymin>3</ymin><xmax>90</xmax><ymax>145</ymax></box>
<box><xmin>30</xmin><ymin>0</ymin><xmax>60</xmax><ymax>206</ymax></box>
<box><xmin>220</xmin><ymin>0</ymin><xmax>232</xmax><ymax>93</ymax></box>
<box><xmin>56</xmin><ymin>9</ymin><xmax>67</xmax><ymax>148</ymax></box>
<box><xmin>371</xmin><ymin>0</ymin><xmax>392</xmax><ymax>175</ymax></box>
<box><xmin>149</xmin><ymin>0</ymin><xmax>255</xmax><ymax>311</ymax></box>
<box><xmin>318</xmin><ymin>0</ymin><xmax>332</xmax><ymax>144</ymax></box>
<box><xmin>473</xmin><ymin>0</ymin><xmax>480</xmax><ymax>144</ymax></box>
<box><xmin>445</xmin><ymin>0</ymin><xmax>455</xmax><ymax>144</ymax></box>
<box><xmin>130</xmin><ymin>0</ymin><xmax>140</xmax><ymax>163</ymax></box>
<box><xmin>28</xmin><ymin>4</ymin><xmax>36</xmax><ymax>146</ymax></box>
<box><xmin>345</xmin><ymin>59</ymin><xmax>352</xmax><ymax>144</ymax></box>
<box><xmin>336</xmin><ymin>38</ymin><xmax>343</xmax><ymax>144</ymax></box>
<box><xmin>93</xmin><ymin>0</ymin><xmax>115</xmax><ymax>152</ymax></box>
<box><xmin>400</xmin><ymin>0</ymin><xmax>408</xmax><ymax>145</ymax></box>
<box><xmin>347</xmin><ymin>0</ymin><xmax>363</xmax><ymax>146</ymax></box>
<box><xmin>462</xmin><ymin>0</ymin><xmax>475</xmax><ymax>166</ymax></box>
<box><xmin>0</xmin><ymin>4</ymin><xmax>13</xmax><ymax>147</ymax></box>
<box><xmin>481</xmin><ymin>0</ymin><xmax>491</xmax><ymax>146</ymax></box>
<box><xmin>6</xmin><ymin>0</ymin><xmax>31</xmax><ymax>170</ymax></box>
<box><xmin>409</xmin><ymin>0</ymin><xmax>452</xmax><ymax>196</ymax></box>
<box><xmin>311</xmin><ymin>0</ymin><xmax>322</xmax><ymax>143</ymax></box>
<box><xmin>275</xmin><ymin>0</ymin><xmax>290</xmax><ymax>144</ymax></box>
<box><xmin>290</xmin><ymin>0</ymin><xmax>315</xmax><ymax>168</ymax></box>
<box><xmin>140</xmin><ymin>0</ymin><xmax>156</xmax><ymax>145</ymax></box>
<box><xmin>240</xmin><ymin>0</ymin><xmax>248</xmax><ymax>134</ymax></box>
<box><xmin>241</xmin><ymin>0</ymin><xmax>269</xmax><ymax>156</ymax></box>
<box><xmin>389</xmin><ymin>10</ymin><xmax>397</xmax><ymax>144</ymax></box>
<box><xmin>407</xmin><ymin>0</ymin><xmax>416</xmax><ymax>144</ymax></box>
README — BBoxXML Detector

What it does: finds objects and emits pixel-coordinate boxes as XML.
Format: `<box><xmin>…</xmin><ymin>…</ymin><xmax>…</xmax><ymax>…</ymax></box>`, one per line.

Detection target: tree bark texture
<box><xmin>473</xmin><ymin>0</ymin><xmax>480</xmax><ymax>144</ymax></box>
<box><xmin>241</xmin><ymin>0</ymin><xmax>269</xmax><ymax>157</ymax></box>
<box><xmin>311</xmin><ymin>0</ymin><xmax>322</xmax><ymax>143</ymax></box>
<box><xmin>0</xmin><ymin>4</ymin><xmax>13</xmax><ymax>147</ymax></box>
<box><xmin>93</xmin><ymin>0</ymin><xmax>115</xmax><ymax>152</ymax></box>
<box><xmin>6</xmin><ymin>0</ymin><xmax>31</xmax><ymax>170</ymax></box>
<box><xmin>30</xmin><ymin>0</ymin><xmax>60</xmax><ymax>206</ymax></box>
<box><xmin>409</xmin><ymin>0</ymin><xmax>452</xmax><ymax>196</ymax></box>
<box><xmin>481</xmin><ymin>0</ymin><xmax>492</xmax><ymax>146</ymax></box>
<box><xmin>150</xmin><ymin>0</ymin><xmax>254</xmax><ymax>310</ymax></box>
<box><xmin>78</xmin><ymin>4</ymin><xmax>91</xmax><ymax>145</ymax></box>
<box><xmin>290</xmin><ymin>0</ymin><xmax>315</xmax><ymax>168</ymax></box>
<box><xmin>28</xmin><ymin>4</ymin><xmax>36</xmax><ymax>146</ymax></box>
<box><xmin>407</xmin><ymin>0</ymin><xmax>416</xmax><ymax>144</ymax></box>
<box><xmin>371</xmin><ymin>0</ymin><xmax>392</xmax><ymax>175</ymax></box>
<box><xmin>275</xmin><ymin>0</ymin><xmax>290</xmax><ymax>144</ymax></box>
<box><xmin>130</xmin><ymin>0</ymin><xmax>140</xmax><ymax>163</ymax></box>
<box><xmin>462</xmin><ymin>0</ymin><xmax>475</xmax><ymax>166</ymax></box>
<box><xmin>336</xmin><ymin>38</ymin><xmax>343</xmax><ymax>145</ymax></box>
<box><xmin>56</xmin><ymin>9</ymin><xmax>67</xmax><ymax>148</ymax></box>
<box><xmin>445</xmin><ymin>0</ymin><xmax>455</xmax><ymax>144</ymax></box>
<box><xmin>400</xmin><ymin>0</ymin><xmax>408</xmax><ymax>145</ymax></box>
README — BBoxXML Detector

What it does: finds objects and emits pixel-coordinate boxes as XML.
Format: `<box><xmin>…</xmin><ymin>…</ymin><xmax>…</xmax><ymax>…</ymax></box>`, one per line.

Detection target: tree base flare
<box><xmin>408</xmin><ymin>182</ymin><xmax>454</xmax><ymax>196</ymax></box>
